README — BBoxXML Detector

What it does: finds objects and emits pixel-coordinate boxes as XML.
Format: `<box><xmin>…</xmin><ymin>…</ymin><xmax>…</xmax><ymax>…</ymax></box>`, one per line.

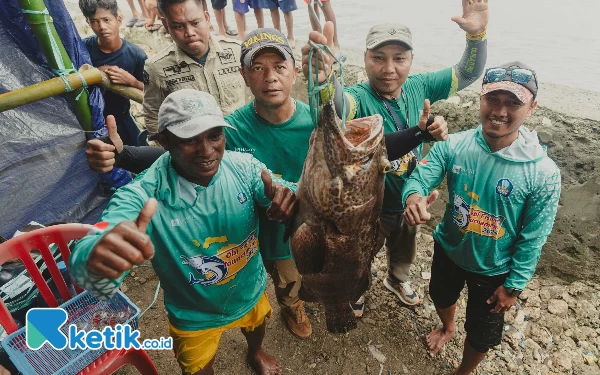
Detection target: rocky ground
<box><xmin>116</xmin><ymin>232</ymin><xmax>600</xmax><ymax>375</ymax></box>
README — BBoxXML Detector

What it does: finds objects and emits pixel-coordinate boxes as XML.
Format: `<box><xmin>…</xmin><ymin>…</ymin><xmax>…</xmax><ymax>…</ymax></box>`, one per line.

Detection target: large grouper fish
<box><xmin>287</xmin><ymin>101</ymin><xmax>390</xmax><ymax>333</ymax></box>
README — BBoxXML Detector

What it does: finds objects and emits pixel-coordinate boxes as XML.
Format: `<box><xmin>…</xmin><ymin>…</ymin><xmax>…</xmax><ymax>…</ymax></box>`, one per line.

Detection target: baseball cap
<box><xmin>241</xmin><ymin>28</ymin><xmax>294</xmax><ymax>67</ymax></box>
<box><xmin>481</xmin><ymin>62</ymin><xmax>539</xmax><ymax>104</ymax></box>
<box><xmin>366</xmin><ymin>24</ymin><xmax>413</xmax><ymax>50</ymax></box>
<box><xmin>157</xmin><ymin>89</ymin><xmax>235</xmax><ymax>139</ymax></box>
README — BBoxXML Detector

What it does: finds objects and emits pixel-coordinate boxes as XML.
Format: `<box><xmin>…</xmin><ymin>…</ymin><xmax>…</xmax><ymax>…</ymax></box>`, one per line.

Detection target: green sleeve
<box><xmin>69</xmin><ymin>186</ymin><xmax>148</xmax><ymax>300</ymax></box>
<box><xmin>419</xmin><ymin>67</ymin><xmax>454</xmax><ymax>104</ymax></box>
<box><xmin>245</xmin><ymin>155</ymin><xmax>298</xmax><ymax>208</ymax></box>
<box><xmin>401</xmin><ymin>140</ymin><xmax>450</xmax><ymax>207</ymax></box>
<box><xmin>505</xmin><ymin>170</ymin><xmax>561</xmax><ymax>290</ymax></box>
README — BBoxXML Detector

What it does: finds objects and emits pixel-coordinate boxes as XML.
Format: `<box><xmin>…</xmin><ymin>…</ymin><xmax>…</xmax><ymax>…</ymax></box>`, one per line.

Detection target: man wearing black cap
<box><xmin>302</xmin><ymin>0</ymin><xmax>489</xmax><ymax>314</ymax></box>
<box><xmin>402</xmin><ymin>62</ymin><xmax>561</xmax><ymax>374</ymax></box>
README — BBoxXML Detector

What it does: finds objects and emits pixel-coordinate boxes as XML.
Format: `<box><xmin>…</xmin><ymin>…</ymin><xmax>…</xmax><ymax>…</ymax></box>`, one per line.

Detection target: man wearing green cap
<box><xmin>302</xmin><ymin>0</ymin><xmax>489</xmax><ymax>312</ymax></box>
<box><xmin>403</xmin><ymin>62</ymin><xmax>560</xmax><ymax>375</ymax></box>
<box><xmin>70</xmin><ymin>89</ymin><xmax>297</xmax><ymax>375</ymax></box>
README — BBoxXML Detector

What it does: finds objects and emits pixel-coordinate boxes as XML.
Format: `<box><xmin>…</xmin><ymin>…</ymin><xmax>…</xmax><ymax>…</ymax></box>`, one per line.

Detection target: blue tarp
<box><xmin>0</xmin><ymin>0</ymin><xmax>132</xmax><ymax>237</ymax></box>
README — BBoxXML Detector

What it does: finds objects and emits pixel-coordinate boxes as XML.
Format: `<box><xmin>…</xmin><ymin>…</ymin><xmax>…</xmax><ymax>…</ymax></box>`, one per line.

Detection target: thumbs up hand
<box><xmin>417</xmin><ymin>100</ymin><xmax>448</xmax><ymax>141</ymax></box>
<box><xmin>85</xmin><ymin>115</ymin><xmax>124</xmax><ymax>173</ymax></box>
<box><xmin>261</xmin><ymin>170</ymin><xmax>298</xmax><ymax>222</ymax></box>
<box><xmin>403</xmin><ymin>190</ymin><xmax>439</xmax><ymax>226</ymax></box>
<box><xmin>88</xmin><ymin>198</ymin><xmax>158</xmax><ymax>279</ymax></box>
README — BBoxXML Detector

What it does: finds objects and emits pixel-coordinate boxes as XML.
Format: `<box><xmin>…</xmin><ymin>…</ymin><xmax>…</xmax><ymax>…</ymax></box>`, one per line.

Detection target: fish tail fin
<box><xmin>324</xmin><ymin>302</ymin><xmax>357</xmax><ymax>333</ymax></box>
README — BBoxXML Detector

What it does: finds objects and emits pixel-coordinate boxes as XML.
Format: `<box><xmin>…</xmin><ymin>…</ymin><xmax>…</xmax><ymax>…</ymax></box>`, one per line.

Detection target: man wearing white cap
<box><xmin>402</xmin><ymin>62</ymin><xmax>561</xmax><ymax>374</ymax></box>
<box><xmin>302</xmin><ymin>0</ymin><xmax>489</xmax><ymax>314</ymax></box>
<box><xmin>70</xmin><ymin>90</ymin><xmax>297</xmax><ymax>375</ymax></box>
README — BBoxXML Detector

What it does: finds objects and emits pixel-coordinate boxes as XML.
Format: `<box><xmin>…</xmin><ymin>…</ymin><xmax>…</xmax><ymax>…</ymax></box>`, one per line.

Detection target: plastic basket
<box><xmin>2</xmin><ymin>291</ymin><xmax>140</xmax><ymax>375</ymax></box>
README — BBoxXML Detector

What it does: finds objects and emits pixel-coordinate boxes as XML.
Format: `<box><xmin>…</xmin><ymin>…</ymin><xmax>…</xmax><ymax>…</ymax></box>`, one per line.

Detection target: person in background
<box><xmin>302</xmin><ymin>0</ymin><xmax>488</xmax><ymax>316</ymax></box>
<box><xmin>210</xmin><ymin>0</ymin><xmax>239</xmax><ymax>37</ymax></box>
<box><xmin>124</xmin><ymin>0</ymin><xmax>151</xmax><ymax>27</ymax></box>
<box><xmin>403</xmin><ymin>62</ymin><xmax>561</xmax><ymax>375</ymax></box>
<box><xmin>143</xmin><ymin>0</ymin><xmax>246</xmax><ymax>136</ymax></box>
<box><xmin>80</xmin><ymin>0</ymin><xmax>147</xmax><ymax>146</ymax></box>
<box><xmin>304</xmin><ymin>0</ymin><xmax>339</xmax><ymax>53</ymax></box>
<box><xmin>251</xmin><ymin>0</ymin><xmax>297</xmax><ymax>48</ymax></box>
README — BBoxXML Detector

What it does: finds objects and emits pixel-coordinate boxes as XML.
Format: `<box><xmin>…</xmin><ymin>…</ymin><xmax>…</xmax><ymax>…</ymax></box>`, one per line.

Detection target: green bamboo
<box><xmin>0</xmin><ymin>66</ymin><xmax>143</xmax><ymax>113</ymax></box>
<box><xmin>18</xmin><ymin>0</ymin><xmax>92</xmax><ymax>131</ymax></box>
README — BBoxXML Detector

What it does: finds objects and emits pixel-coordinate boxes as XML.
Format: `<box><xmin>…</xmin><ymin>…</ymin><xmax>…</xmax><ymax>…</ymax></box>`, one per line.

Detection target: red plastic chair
<box><xmin>0</xmin><ymin>223</ymin><xmax>159</xmax><ymax>375</ymax></box>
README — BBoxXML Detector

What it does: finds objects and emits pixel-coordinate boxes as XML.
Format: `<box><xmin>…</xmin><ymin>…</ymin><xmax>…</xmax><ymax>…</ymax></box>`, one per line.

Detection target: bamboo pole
<box><xmin>0</xmin><ymin>65</ymin><xmax>143</xmax><ymax>113</ymax></box>
<box><xmin>18</xmin><ymin>0</ymin><xmax>92</xmax><ymax>131</ymax></box>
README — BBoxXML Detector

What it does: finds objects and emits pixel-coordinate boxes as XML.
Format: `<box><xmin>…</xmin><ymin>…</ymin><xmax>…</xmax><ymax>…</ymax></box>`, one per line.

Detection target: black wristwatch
<box><xmin>505</xmin><ymin>287</ymin><xmax>522</xmax><ymax>297</ymax></box>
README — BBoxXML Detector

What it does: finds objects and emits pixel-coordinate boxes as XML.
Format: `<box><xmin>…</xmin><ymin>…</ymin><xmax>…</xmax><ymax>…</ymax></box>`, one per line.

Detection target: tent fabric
<box><xmin>0</xmin><ymin>0</ymin><xmax>133</xmax><ymax>237</ymax></box>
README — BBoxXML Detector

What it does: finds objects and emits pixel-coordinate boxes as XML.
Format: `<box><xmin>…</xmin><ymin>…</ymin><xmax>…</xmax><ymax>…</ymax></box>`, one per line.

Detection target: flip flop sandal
<box><xmin>126</xmin><ymin>17</ymin><xmax>139</xmax><ymax>27</ymax></box>
<box><xmin>225</xmin><ymin>28</ymin><xmax>238</xmax><ymax>37</ymax></box>
<box><xmin>135</xmin><ymin>18</ymin><xmax>148</xmax><ymax>27</ymax></box>
<box><xmin>145</xmin><ymin>24</ymin><xmax>162</xmax><ymax>32</ymax></box>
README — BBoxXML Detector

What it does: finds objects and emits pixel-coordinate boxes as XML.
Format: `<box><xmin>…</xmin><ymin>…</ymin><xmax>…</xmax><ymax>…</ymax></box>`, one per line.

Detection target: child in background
<box><xmin>79</xmin><ymin>0</ymin><xmax>147</xmax><ymax>146</ymax></box>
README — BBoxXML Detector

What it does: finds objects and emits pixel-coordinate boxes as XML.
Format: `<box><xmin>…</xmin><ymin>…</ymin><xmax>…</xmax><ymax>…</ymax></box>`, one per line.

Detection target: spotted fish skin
<box><xmin>289</xmin><ymin>102</ymin><xmax>389</xmax><ymax>333</ymax></box>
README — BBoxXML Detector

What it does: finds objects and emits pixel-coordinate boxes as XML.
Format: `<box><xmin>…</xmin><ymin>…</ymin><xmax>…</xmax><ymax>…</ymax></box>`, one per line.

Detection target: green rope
<box><xmin>307</xmin><ymin>43</ymin><xmax>347</xmax><ymax>128</ymax></box>
<box><xmin>22</xmin><ymin>8</ymin><xmax>89</xmax><ymax>100</ymax></box>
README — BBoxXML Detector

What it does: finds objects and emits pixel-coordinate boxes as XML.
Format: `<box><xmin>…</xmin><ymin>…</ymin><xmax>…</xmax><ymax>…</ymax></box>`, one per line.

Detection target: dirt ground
<box><xmin>115</xmin><ymin>246</ymin><xmax>458</xmax><ymax>375</ymax></box>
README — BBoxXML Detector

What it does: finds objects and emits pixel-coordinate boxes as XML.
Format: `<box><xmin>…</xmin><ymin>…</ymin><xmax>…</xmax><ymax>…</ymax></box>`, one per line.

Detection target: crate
<box><xmin>2</xmin><ymin>291</ymin><xmax>140</xmax><ymax>375</ymax></box>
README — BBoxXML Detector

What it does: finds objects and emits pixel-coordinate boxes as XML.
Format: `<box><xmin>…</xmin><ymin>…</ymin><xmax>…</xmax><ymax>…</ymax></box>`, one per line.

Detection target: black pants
<box><xmin>429</xmin><ymin>241</ymin><xmax>508</xmax><ymax>353</ymax></box>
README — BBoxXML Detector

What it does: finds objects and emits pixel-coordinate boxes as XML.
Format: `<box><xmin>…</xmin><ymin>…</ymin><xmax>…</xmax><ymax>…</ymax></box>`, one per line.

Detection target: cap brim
<box><xmin>481</xmin><ymin>81</ymin><xmax>534</xmax><ymax>104</ymax></box>
<box><xmin>243</xmin><ymin>45</ymin><xmax>294</xmax><ymax>67</ymax></box>
<box><xmin>167</xmin><ymin>115</ymin><xmax>237</xmax><ymax>139</ymax></box>
<box><xmin>367</xmin><ymin>37</ymin><xmax>412</xmax><ymax>51</ymax></box>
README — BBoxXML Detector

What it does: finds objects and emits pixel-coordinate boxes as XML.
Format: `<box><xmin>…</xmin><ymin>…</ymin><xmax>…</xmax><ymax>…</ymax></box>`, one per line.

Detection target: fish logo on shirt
<box><xmin>182</xmin><ymin>231</ymin><xmax>259</xmax><ymax>286</ymax></box>
<box><xmin>496</xmin><ymin>178</ymin><xmax>514</xmax><ymax>197</ymax></box>
<box><xmin>453</xmin><ymin>194</ymin><xmax>506</xmax><ymax>240</ymax></box>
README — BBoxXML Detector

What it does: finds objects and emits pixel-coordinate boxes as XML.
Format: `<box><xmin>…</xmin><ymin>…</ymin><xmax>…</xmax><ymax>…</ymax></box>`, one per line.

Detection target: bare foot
<box><xmin>426</xmin><ymin>327</ymin><xmax>455</xmax><ymax>357</ymax></box>
<box><xmin>247</xmin><ymin>349</ymin><xmax>281</xmax><ymax>375</ymax></box>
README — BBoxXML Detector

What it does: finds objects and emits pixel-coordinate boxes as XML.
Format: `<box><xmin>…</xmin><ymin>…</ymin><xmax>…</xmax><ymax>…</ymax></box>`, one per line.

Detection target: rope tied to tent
<box><xmin>307</xmin><ymin>41</ymin><xmax>347</xmax><ymax>128</ymax></box>
<box><xmin>21</xmin><ymin>8</ymin><xmax>89</xmax><ymax>101</ymax></box>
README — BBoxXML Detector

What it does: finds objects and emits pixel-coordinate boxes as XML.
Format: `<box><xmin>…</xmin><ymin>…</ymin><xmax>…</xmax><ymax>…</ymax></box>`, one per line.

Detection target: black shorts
<box><xmin>211</xmin><ymin>0</ymin><xmax>227</xmax><ymax>10</ymax></box>
<box><xmin>429</xmin><ymin>241</ymin><xmax>509</xmax><ymax>353</ymax></box>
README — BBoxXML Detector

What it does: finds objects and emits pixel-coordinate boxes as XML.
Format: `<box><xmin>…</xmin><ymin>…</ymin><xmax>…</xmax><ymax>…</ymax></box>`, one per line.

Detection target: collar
<box><xmin>174</xmin><ymin>34</ymin><xmax>223</xmax><ymax>65</ymax></box>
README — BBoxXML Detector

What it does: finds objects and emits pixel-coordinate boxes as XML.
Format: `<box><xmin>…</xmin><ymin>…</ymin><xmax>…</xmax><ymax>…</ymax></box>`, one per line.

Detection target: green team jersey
<box><xmin>69</xmin><ymin>151</ymin><xmax>296</xmax><ymax>331</ymax></box>
<box><xmin>345</xmin><ymin>68</ymin><xmax>453</xmax><ymax>213</ymax></box>
<box><xmin>402</xmin><ymin>126</ymin><xmax>561</xmax><ymax>290</ymax></box>
<box><xmin>224</xmin><ymin>100</ymin><xmax>314</xmax><ymax>260</ymax></box>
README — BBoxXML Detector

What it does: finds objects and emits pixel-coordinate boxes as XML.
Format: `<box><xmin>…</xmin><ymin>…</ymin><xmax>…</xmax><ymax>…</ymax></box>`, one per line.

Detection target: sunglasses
<box><xmin>483</xmin><ymin>67</ymin><xmax>538</xmax><ymax>97</ymax></box>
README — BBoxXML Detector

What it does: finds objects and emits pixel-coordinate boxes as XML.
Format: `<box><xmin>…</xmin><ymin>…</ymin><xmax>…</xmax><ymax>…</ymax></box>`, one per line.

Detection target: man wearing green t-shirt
<box><xmin>302</xmin><ymin>0</ymin><xmax>489</xmax><ymax>309</ymax></box>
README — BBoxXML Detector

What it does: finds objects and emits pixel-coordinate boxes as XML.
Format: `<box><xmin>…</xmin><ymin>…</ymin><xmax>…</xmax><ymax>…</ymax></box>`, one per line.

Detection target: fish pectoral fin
<box><xmin>290</xmin><ymin>223</ymin><xmax>326</xmax><ymax>275</ymax></box>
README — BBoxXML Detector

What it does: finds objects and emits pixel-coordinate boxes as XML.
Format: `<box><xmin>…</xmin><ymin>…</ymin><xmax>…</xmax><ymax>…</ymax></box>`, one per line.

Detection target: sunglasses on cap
<box><xmin>483</xmin><ymin>67</ymin><xmax>538</xmax><ymax>98</ymax></box>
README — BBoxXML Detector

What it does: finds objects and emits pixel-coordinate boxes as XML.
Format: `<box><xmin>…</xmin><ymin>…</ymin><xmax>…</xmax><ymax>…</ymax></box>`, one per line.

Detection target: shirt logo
<box><xmin>165</xmin><ymin>75</ymin><xmax>196</xmax><ymax>87</ymax></box>
<box><xmin>237</xmin><ymin>192</ymin><xmax>248</xmax><ymax>204</ymax></box>
<box><xmin>143</xmin><ymin>70</ymin><xmax>149</xmax><ymax>86</ymax></box>
<box><xmin>388</xmin><ymin>152</ymin><xmax>417</xmax><ymax>177</ymax></box>
<box><xmin>163</xmin><ymin>61</ymin><xmax>190</xmax><ymax>76</ymax></box>
<box><xmin>496</xmin><ymin>178</ymin><xmax>514</xmax><ymax>197</ymax></box>
<box><xmin>453</xmin><ymin>194</ymin><xmax>506</xmax><ymax>240</ymax></box>
<box><xmin>182</xmin><ymin>232</ymin><xmax>259</xmax><ymax>286</ymax></box>
<box><xmin>218</xmin><ymin>48</ymin><xmax>237</xmax><ymax>65</ymax></box>
<box><xmin>218</xmin><ymin>66</ymin><xmax>241</xmax><ymax>75</ymax></box>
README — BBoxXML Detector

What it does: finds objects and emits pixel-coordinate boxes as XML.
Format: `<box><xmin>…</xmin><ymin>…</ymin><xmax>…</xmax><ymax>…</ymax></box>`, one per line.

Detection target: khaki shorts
<box><xmin>168</xmin><ymin>292</ymin><xmax>272</xmax><ymax>374</ymax></box>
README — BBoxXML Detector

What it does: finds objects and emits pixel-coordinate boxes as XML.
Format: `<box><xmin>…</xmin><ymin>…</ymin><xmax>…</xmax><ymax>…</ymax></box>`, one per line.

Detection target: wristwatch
<box><xmin>505</xmin><ymin>287</ymin><xmax>523</xmax><ymax>297</ymax></box>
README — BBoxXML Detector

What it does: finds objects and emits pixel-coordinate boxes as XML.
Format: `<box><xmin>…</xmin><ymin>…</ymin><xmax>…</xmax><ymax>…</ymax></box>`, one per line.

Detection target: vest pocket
<box><xmin>213</xmin><ymin>71</ymin><xmax>244</xmax><ymax>114</ymax></box>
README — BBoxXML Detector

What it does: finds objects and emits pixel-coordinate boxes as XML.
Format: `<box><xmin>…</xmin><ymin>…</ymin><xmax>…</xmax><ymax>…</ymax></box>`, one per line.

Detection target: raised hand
<box><xmin>85</xmin><ymin>115</ymin><xmax>123</xmax><ymax>173</ymax></box>
<box><xmin>403</xmin><ymin>190</ymin><xmax>440</xmax><ymax>226</ymax></box>
<box><xmin>451</xmin><ymin>0</ymin><xmax>489</xmax><ymax>35</ymax></box>
<box><xmin>87</xmin><ymin>198</ymin><xmax>158</xmax><ymax>279</ymax></box>
<box><xmin>301</xmin><ymin>21</ymin><xmax>335</xmax><ymax>84</ymax></box>
<box><xmin>262</xmin><ymin>170</ymin><xmax>298</xmax><ymax>221</ymax></box>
